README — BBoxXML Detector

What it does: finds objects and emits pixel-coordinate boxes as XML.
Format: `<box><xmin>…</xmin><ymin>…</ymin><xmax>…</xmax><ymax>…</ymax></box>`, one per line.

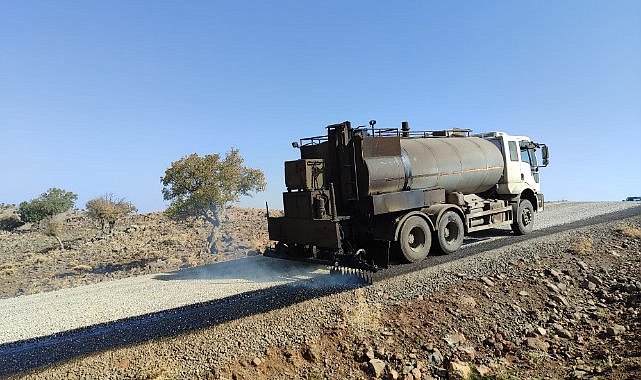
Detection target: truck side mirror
<box><xmin>542</xmin><ymin>145</ymin><xmax>549</xmax><ymax>167</ymax></box>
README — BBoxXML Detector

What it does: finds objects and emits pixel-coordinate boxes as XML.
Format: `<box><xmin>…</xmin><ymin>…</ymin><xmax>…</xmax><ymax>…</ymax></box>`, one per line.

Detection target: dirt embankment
<box><xmin>0</xmin><ymin>206</ymin><xmax>273</xmax><ymax>298</ymax></box>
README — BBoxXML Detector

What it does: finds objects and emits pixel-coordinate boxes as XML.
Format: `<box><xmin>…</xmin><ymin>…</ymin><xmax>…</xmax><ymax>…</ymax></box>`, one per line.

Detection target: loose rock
<box><xmin>526</xmin><ymin>337</ymin><xmax>550</xmax><ymax>351</ymax></box>
<box><xmin>368</xmin><ymin>358</ymin><xmax>386</xmax><ymax>378</ymax></box>
<box><xmin>448</xmin><ymin>360</ymin><xmax>472</xmax><ymax>380</ymax></box>
<box><xmin>444</xmin><ymin>332</ymin><xmax>466</xmax><ymax>347</ymax></box>
<box><xmin>607</xmin><ymin>325</ymin><xmax>626</xmax><ymax>336</ymax></box>
<box><xmin>481</xmin><ymin>277</ymin><xmax>495</xmax><ymax>287</ymax></box>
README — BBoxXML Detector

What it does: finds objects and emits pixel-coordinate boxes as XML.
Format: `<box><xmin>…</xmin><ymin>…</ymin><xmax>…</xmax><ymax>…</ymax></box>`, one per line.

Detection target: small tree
<box><xmin>86</xmin><ymin>194</ymin><xmax>137</xmax><ymax>233</ymax></box>
<box><xmin>161</xmin><ymin>149</ymin><xmax>266</xmax><ymax>253</ymax></box>
<box><xmin>19</xmin><ymin>188</ymin><xmax>78</xmax><ymax>223</ymax></box>
<box><xmin>42</xmin><ymin>216</ymin><xmax>65</xmax><ymax>250</ymax></box>
<box><xmin>0</xmin><ymin>214</ymin><xmax>23</xmax><ymax>231</ymax></box>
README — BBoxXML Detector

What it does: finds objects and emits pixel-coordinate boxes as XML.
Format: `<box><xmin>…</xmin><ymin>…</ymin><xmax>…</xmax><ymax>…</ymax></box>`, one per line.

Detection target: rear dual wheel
<box><xmin>399</xmin><ymin>210</ymin><xmax>466</xmax><ymax>262</ymax></box>
<box><xmin>399</xmin><ymin>216</ymin><xmax>432</xmax><ymax>263</ymax></box>
<box><xmin>435</xmin><ymin>210</ymin><xmax>464</xmax><ymax>254</ymax></box>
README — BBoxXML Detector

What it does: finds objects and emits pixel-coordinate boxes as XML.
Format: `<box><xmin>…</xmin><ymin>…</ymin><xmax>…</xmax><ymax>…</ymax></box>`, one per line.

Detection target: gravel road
<box><xmin>513</xmin><ymin>201</ymin><xmax>638</xmax><ymax>230</ymax></box>
<box><xmin>0</xmin><ymin>256</ymin><xmax>333</xmax><ymax>345</ymax></box>
<box><xmin>0</xmin><ymin>202</ymin><xmax>639</xmax><ymax>368</ymax></box>
<box><xmin>467</xmin><ymin>201</ymin><xmax>640</xmax><ymax>241</ymax></box>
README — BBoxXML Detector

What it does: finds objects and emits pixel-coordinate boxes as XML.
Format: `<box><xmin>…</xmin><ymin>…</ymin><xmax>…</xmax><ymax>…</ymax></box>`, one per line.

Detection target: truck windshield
<box><xmin>520</xmin><ymin>146</ymin><xmax>537</xmax><ymax>167</ymax></box>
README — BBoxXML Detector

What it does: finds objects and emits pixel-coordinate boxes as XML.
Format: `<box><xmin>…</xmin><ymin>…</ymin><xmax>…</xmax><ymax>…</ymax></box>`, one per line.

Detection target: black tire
<box><xmin>399</xmin><ymin>216</ymin><xmax>432</xmax><ymax>263</ymax></box>
<box><xmin>435</xmin><ymin>210</ymin><xmax>465</xmax><ymax>254</ymax></box>
<box><xmin>512</xmin><ymin>199</ymin><xmax>534</xmax><ymax>235</ymax></box>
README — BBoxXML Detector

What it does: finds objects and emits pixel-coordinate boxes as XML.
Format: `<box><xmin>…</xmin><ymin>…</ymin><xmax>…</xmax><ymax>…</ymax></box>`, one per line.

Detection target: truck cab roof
<box><xmin>473</xmin><ymin>131</ymin><xmax>532</xmax><ymax>141</ymax></box>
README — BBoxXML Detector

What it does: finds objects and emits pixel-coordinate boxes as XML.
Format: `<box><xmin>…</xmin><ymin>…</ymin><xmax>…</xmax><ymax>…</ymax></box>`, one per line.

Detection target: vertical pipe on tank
<box><xmin>401</xmin><ymin>121</ymin><xmax>410</xmax><ymax>137</ymax></box>
<box><xmin>329</xmin><ymin>183</ymin><xmax>337</xmax><ymax>219</ymax></box>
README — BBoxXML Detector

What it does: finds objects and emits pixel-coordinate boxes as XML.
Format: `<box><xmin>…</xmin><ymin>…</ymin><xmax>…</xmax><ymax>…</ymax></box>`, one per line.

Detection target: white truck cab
<box><xmin>475</xmin><ymin>131</ymin><xmax>549</xmax><ymax>211</ymax></box>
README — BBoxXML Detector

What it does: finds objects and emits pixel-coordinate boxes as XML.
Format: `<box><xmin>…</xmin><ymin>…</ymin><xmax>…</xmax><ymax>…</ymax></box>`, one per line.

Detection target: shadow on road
<box><xmin>0</xmin><ymin>267</ymin><xmax>366</xmax><ymax>377</ymax></box>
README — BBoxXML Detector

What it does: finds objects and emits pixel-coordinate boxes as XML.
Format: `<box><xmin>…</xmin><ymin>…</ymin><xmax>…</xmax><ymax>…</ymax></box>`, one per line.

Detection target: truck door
<box><xmin>505</xmin><ymin>139</ymin><xmax>523</xmax><ymax>188</ymax></box>
<box><xmin>519</xmin><ymin>140</ymin><xmax>540</xmax><ymax>192</ymax></box>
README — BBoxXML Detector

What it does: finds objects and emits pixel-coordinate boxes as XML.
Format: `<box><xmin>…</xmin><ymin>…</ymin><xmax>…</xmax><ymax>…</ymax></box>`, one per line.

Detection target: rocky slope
<box><xmin>11</xmin><ymin>215</ymin><xmax>640</xmax><ymax>379</ymax></box>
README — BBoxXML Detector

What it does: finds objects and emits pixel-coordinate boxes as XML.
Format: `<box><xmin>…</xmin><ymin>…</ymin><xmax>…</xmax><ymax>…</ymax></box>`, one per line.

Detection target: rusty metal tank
<box><xmin>363</xmin><ymin>136</ymin><xmax>504</xmax><ymax>195</ymax></box>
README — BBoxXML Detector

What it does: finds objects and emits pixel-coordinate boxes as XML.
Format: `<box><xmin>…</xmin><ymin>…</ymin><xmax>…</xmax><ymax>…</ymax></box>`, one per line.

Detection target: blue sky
<box><xmin>1</xmin><ymin>1</ymin><xmax>640</xmax><ymax>212</ymax></box>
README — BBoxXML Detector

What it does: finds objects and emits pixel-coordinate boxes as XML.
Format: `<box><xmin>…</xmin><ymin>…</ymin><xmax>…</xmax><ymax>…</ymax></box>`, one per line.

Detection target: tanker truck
<box><xmin>267</xmin><ymin>120</ymin><xmax>549</xmax><ymax>270</ymax></box>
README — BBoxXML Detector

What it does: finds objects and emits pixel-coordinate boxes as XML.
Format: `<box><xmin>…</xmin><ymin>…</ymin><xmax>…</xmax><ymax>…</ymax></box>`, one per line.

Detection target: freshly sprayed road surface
<box><xmin>0</xmin><ymin>256</ymin><xmax>335</xmax><ymax>345</ymax></box>
<box><xmin>0</xmin><ymin>202</ymin><xmax>639</xmax><ymax>347</ymax></box>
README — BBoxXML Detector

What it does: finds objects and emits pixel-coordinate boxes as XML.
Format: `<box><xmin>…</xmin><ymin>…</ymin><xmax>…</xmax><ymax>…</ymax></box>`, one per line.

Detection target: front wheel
<box><xmin>435</xmin><ymin>210</ymin><xmax>464</xmax><ymax>254</ymax></box>
<box><xmin>399</xmin><ymin>216</ymin><xmax>432</xmax><ymax>263</ymax></box>
<box><xmin>512</xmin><ymin>199</ymin><xmax>534</xmax><ymax>235</ymax></box>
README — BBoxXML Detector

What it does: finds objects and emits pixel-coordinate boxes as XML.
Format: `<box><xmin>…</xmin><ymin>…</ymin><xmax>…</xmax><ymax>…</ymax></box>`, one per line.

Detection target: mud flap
<box><xmin>537</xmin><ymin>193</ymin><xmax>545</xmax><ymax>211</ymax></box>
<box><xmin>371</xmin><ymin>240</ymin><xmax>390</xmax><ymax>270</ymax></box>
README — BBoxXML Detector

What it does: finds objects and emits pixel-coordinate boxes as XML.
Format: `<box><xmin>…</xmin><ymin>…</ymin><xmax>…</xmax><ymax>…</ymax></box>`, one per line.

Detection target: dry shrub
<box><xmin>42</xmin><ymin>217</ymin><xmax>62</xmax><ymax>236</ymax></box>
<box><xmin>569</xmin><ymin>236</ymin><xmax>593</xmax><ymax>255</ymax></box>
<box><xmin>86</xmin><ymin>194</ymin><xmax>137</xmax><ymax>233</ymax></box>
<box><xmin>616</xmin><ymin>223</ymin><xmax>641</xmax><ymax>239</ymax></box>
<box><xmin>41</xmin><ymin>217</ymin><xmax>65</xmax><ymax>250</ymax></box>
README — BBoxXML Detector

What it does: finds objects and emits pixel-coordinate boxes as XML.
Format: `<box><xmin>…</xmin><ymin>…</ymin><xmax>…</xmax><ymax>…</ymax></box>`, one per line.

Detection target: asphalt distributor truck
<box><xmin>267</xmin><ymin>120</ymin><xmax>549</xmax><ymax>270</ymax></box>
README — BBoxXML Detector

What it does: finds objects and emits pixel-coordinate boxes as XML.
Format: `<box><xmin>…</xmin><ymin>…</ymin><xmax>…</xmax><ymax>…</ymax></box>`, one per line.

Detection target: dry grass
<box><xmin>135</xmin><ymin>365</ymin><xmax>168</xmax><ymax>380</ymax></box>
<box><xmin>66</xmin><ymin>260</ymin><xmax>92</xmax><ymax>272</ymax></box>
<box><xmin>71</xmin><ymin>264</ymin><xmax>93</xmax><ymax>272</ymax></box>
<box><xmin>30</xmin><ymin>255</ymin><xmax>48</xmax><ymax>264</ymax></box>
<box><xmin>569</xmin><ymin>236</ymin><xmax>593</xmax><ymax>255</ymax></box>
<box><xmin>0</xmin><ymin>262</ymin><xmax>16</xmax><ymax>276</ymax></box>
<box><xmin>339</xmin><ymin>288</ymin><xmax>381</xmax><ymax>337</ymax></box>
<box><xmin>616</xmin><ymin>223</ymin><xmax>641</xmax><ymax>239</ymax></box>
<box><xmin>166</xmin><ymin>257</ymin><xmax>183</xmax><ymax>267</ymax></box>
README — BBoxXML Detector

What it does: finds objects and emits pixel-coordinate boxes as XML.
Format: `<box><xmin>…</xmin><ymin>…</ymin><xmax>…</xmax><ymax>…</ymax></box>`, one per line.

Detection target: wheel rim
<box><xmin>408</xmin><ymin>226</ymin><xmax>426</xmax><ymax>251</ymax></box>
<box><xmin>522</xmin><ymin>208</ymin><xmax>532</xmax><ymax>225</ymax></box>
<box><xmin>444</xmin><ymin>220</ymin><xmax>460</xmax><ymax>243</ymax></box>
